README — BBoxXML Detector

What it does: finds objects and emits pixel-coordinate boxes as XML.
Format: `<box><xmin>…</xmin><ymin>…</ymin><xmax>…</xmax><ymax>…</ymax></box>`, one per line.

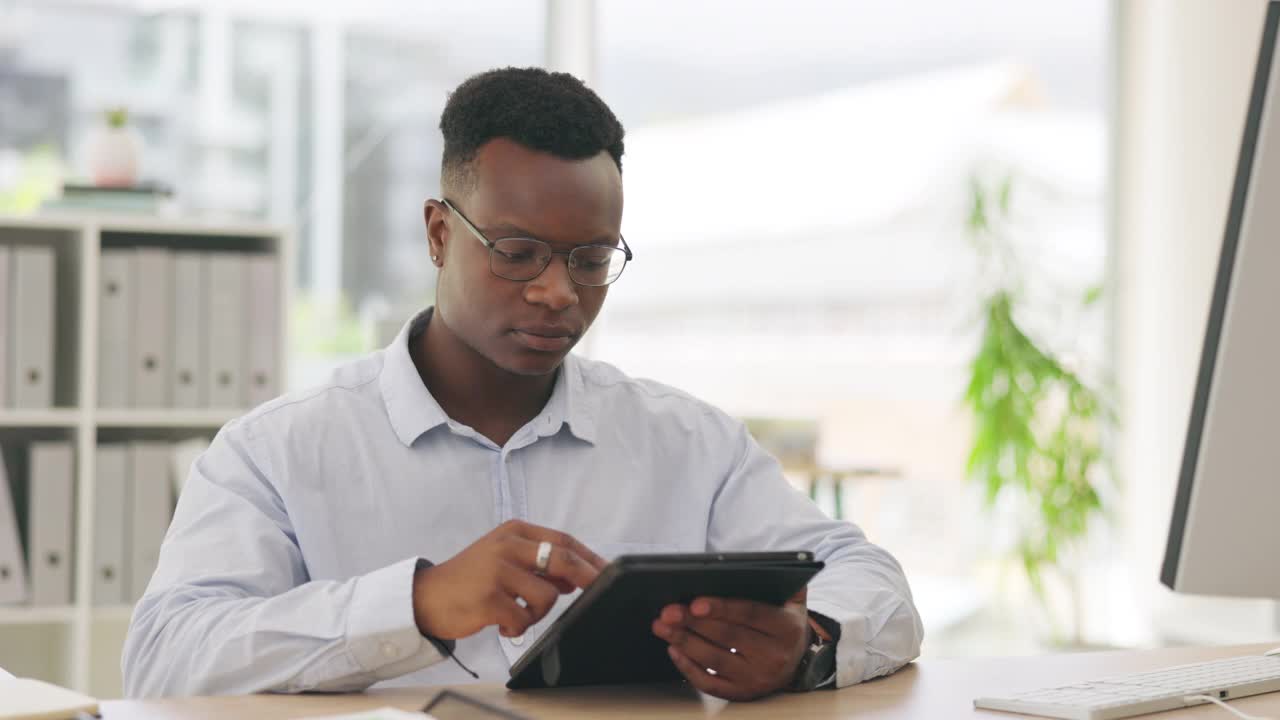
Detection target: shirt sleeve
<box><xmin>704</xmin><ymin>419</ymin><xmax>924</xmax><ymax>688</ymax></box>
<box><xmin>121</xmin><ymin>418</ymin><xmax>449</xmax><ymax>698</ymax></box>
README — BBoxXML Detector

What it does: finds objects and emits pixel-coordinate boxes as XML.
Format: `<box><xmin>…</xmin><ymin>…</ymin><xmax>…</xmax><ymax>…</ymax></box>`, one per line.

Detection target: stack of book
<box><xmin>42</xmin><ymin>182</ymin><xmax>175</xmax><ymax>215</ymax></box>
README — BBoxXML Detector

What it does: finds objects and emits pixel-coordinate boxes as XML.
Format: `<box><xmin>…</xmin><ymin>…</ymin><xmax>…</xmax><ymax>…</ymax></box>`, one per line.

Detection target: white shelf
<box><xmin>0</xmin><ymin>214</ymin><xmax>85</xmax><ymax>232</ymax></box>
<box><xmin>0</xmin><ymin>411</ymin><xmax>81</xmax><ymax>428</ymax></box>
<box><xmin>0</xmin><ymin>606</ymin><xmax>77</xmax><ymax>625</ymax></box>
<box><xmin>92</xmin><ymin>605</ymin><xmax>136</xmax><ymax>623</ymax></box>
<box><xmin>0</xmin><ymin>211</ymin><xmax>285</xmax><ymax>238</ymax></box>
<box><xmin>95</xmin><ymin>409</ymin><xmax>245</xmax><ymax>429</ymax></box>
<box><xmin>0</xmin><ymin>214</ymin><xmax>293</xmax><ymax>696</ymax></box>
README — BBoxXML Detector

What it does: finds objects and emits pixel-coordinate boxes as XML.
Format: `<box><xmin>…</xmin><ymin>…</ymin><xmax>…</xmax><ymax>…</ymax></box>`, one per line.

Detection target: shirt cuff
<box><xmin>807</xmin><ymin>599</ymin><xmax>869</xmax><ymax>688</ymax></box>
<box><xmin>345</xmin><ymin>556</ymin><xmax>448</xmax><ymax>675</ymax></box>
<box><xmin>807</xmin><ymin>597</ymin><xmax>921</xmax><ymax>688</ymax></box>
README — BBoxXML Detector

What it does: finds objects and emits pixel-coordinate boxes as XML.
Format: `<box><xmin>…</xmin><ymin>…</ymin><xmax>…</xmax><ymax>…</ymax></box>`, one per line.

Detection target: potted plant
<box><xmin>88</xmin><ymin>107</ymin><xmax>141</xmax><ymax>188</ymax></box>
<box><xmin>962</xmin><ymin>173</ymin><xmax>1111</xmax><ymax>645</ymax></box>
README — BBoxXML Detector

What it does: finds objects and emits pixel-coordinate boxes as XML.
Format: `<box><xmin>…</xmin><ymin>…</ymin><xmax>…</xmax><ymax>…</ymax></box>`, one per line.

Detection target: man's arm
<box><xmin>705</xmin><ymin>421</ymin><xmax>924</xmax><ymax>688</ymax></box>
<box><xmin>121</xmin><ymin>419</ymin><xmax>449</xmax><ymax>698</ymax></box>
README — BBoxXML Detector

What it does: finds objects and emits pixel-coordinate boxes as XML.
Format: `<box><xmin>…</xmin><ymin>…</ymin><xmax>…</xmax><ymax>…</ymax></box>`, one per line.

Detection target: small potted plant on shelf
<box><xmin>88</xmin><ymin>107</ymin><xmax>141</xmax><ymax>188</ymax></box>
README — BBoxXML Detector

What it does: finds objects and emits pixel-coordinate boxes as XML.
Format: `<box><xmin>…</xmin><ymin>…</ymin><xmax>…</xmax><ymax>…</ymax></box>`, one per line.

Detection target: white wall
<box><xmin>1114</xmin><ymin>0</ymin><xmax>1278</xmax><ymax>645</ymax></box>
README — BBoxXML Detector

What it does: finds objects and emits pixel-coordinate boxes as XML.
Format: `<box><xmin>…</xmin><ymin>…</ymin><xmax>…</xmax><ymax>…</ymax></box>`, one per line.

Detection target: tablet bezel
<box><xmin>506</xmin><ymin>550</ymin><xmax>822</xmax><ymax>688</ymax></box>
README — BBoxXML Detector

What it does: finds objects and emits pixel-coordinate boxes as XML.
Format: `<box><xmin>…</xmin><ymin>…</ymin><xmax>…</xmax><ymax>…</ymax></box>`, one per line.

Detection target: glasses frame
<box><xmin>441</xmin><ymin>198</ymin><xmax>632</xmax><ymax>286</ymax></box>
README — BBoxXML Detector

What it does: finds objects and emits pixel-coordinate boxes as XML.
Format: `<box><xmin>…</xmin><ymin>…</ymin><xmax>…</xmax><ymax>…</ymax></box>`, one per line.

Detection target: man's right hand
<box><xmin>411</xmin><ymin>520</ymin><xmax>607</xmax><ymax>641</ymax></box>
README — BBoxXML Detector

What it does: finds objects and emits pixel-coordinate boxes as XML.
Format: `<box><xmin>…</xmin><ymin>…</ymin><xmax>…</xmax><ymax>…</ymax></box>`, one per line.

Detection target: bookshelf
<box><xmin>0</xmin><ymin>212</ymin><xmax>293</xmax><ymax>697</ymax></box>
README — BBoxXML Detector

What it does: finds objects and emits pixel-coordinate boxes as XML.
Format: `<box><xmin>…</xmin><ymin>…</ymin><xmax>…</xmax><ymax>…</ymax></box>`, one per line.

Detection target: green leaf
<box><xmin>105</xmin><ymin>107</ymin><xmax>129</xmax><ymax>128</ymax></box>
<box><xmin>998</xmin><ymin>175</ymin><xmax>1014</xmax><ymax>215</ymax></box>
<box><xmin>968</xmin><ymin>177</ymin><xmax>988</xmax><ymax>233</ymax></box>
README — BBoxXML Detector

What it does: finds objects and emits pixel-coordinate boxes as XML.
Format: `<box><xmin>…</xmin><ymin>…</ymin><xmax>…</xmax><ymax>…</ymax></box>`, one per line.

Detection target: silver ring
<box><xmin>535</xmin><ymin>541</ymin><xmax>553</xmax><ymax>575</ymax></box>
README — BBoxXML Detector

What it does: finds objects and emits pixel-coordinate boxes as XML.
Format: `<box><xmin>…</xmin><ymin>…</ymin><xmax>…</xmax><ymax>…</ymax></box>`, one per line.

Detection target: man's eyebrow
<box><xmin>477</xmin><ymin>222</ymin><xmax>619</xmax><ymax>246</ymax></box>
<box><xmin>478</xmin><ymin>221</ymin><xmax>538</xmax><ymax>237</ymax></box>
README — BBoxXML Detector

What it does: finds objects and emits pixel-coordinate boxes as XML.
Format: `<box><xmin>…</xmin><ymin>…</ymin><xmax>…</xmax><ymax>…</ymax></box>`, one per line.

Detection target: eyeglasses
<box><xmin>442</xmin><ymin>198</ymin><xmax>632</xmax><ymax>287</ymax></box>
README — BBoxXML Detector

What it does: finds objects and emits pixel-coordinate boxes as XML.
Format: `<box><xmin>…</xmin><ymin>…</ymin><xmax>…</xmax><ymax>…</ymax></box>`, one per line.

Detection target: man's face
<box><xmin>429</xmin><ymin>137</ymin><xmax>624</xmax><ymax>376</ymax></box>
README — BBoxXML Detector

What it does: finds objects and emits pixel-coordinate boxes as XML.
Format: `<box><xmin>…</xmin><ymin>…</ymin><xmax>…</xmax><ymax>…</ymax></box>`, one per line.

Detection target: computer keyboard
<box><xmin>974</xmin><ymin>653</ymin><xmax>1280</xmax><ymax>720</ymax></box>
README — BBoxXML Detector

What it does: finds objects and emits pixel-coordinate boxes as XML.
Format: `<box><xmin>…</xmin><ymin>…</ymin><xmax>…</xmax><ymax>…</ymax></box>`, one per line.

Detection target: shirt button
<box><xmin>381</xmin><ymin>642</ymin><xmax>399</xmax><ymax>658</ymax></box>
<box><xmin>511</xmin><ymin>635</ymin><xmax>524</xmax><ymax>646</ymax></box>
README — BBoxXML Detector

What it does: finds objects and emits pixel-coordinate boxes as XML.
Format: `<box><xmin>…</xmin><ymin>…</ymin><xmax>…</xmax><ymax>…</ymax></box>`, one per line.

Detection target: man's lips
<box><xmin>511</xmin><ymin>327</ymin><xmax>578</xmax><ymax>352</ymax></box>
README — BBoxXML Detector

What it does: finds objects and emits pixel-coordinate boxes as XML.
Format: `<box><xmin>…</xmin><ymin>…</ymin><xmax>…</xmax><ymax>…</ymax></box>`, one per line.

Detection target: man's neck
<box><xmin>412</xmin><ymin>311</ymin><xmax>558</xmax><ymax>446</ymax></box>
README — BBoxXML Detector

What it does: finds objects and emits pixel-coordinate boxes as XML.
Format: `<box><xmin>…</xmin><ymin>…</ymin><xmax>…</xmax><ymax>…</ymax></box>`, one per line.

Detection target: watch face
<box><xmin>791</xmin><ymin>623</ymin><xmax>838</xmax><ymax>691</ymax></box>
<box><xmin>798</xmin><ymin>641</ymin><xmax>836</xmax><ymax>690</ymax></box>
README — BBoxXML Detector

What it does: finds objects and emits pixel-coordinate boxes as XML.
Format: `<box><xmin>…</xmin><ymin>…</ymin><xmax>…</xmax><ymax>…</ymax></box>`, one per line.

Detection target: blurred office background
<box><xmin>0</xmin><ymin>0</ymin><xmax>1274</xmax><ymax>696</ymax></box>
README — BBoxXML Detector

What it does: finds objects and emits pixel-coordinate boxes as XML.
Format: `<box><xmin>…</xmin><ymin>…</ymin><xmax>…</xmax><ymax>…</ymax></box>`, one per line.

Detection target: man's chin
<box><xmin>495</xmin><ymin>348</ymin><xmax>571</xmax><ymax>377</ymax></box>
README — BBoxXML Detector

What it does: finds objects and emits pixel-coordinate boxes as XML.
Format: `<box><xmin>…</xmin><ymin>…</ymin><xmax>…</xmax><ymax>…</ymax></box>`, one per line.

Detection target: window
<box><xmin>594</xmin><ymin>0</ymin><xmax>1111</xmax><ymax>655</ymax></box>
<box><xmin>0</xmin><ymin>0</ymin><xmax>544</xmax><ymax>383</ymax></box>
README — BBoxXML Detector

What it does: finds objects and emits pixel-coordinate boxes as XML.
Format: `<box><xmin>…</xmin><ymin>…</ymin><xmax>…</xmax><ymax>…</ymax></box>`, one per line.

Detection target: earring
<box><xmin>431</xmin><ymin>254</ymin><xmax>439</xmax><ymax>263</ymax></box>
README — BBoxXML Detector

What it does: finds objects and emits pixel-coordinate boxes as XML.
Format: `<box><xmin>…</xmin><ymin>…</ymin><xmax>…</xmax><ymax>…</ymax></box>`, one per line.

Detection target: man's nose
<box><xmin>524</xmin><ymin>254</ymin><xmax>579</xmax><ymax>311</ymax></box>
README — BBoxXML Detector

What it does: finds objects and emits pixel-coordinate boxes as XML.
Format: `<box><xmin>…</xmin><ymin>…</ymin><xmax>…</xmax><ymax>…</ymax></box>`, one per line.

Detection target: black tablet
<box><xmin>506</xmin><ymin>551</ymin><xmax>824</xmax><ymax>690</ymax></box>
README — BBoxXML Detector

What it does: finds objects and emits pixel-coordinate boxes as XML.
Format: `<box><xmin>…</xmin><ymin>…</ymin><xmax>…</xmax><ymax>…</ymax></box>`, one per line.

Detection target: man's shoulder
<box><xmin>572</xmin><ymin>354</ymin><xmax>727</xmax><ymax>424</ymax></box>
<box><xmin>233</xmin><ymin>350</ymin><xmax>388</xmax><ymax>434</ymax></box>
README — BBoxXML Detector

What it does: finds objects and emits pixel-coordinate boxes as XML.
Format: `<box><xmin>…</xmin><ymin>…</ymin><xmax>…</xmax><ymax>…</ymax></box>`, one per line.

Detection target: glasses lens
<box><xmin>569</xmin><ymin>245</ymin><xmax>628</xmax><ymax>286</ymax></box>
<box><xmin>490</xmin><ymin>238</ymin><xmax>551</xmax><ymax>281</ymax></box>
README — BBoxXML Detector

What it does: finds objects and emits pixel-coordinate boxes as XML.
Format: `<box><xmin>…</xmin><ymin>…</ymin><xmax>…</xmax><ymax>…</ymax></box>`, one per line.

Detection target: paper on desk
<box><xmin>0</xmin><ymin>678</ymin><xmax>99</xmax><ymax>720</ymax></box>
<box><xmin>292</xmin><ymin>708</ymin><xmax>433</xmax><ymax>720</ymax></box>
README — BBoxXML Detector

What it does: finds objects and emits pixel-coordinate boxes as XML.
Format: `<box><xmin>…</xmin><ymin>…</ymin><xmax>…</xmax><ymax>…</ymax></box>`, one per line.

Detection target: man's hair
<box><xmin>439</xmin><ymin>67</ymin><xmax>625</xmax><ymax>192</ymax></box>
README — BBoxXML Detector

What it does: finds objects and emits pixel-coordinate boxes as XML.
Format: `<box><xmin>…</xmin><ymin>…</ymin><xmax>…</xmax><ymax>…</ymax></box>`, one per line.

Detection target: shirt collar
<box><xmin>381</xmin><ymin>309</ymin><xmax>450</xmax><ymax>446</ymax></box>
<box><xmin>380</xmin><ymin>308</ymin><xmax>597</xmax><ymax>447</ymax></box>
<box><xmin>540</xmin><ymin>352</ymin><xmax>598</xmax><ymax>445</ymax></box>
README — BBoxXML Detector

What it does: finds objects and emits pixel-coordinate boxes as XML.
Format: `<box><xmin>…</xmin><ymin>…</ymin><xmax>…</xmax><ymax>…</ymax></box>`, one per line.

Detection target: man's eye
<box><xmin>497</xmin><ymin>250</ymin><xmax>537</xmax><ymax>262</ymax></box>
<box><xmin>573</xmin><ymin>251</ymin><xmax>611</xmax><ymax>268</ymax></box>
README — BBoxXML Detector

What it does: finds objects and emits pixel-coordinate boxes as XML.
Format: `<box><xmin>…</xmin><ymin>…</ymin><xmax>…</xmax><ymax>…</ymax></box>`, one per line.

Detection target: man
<box><xmin>123</xmin><ymin>67</ymin><xmax>922</xmax><ymax>701</ymax></box>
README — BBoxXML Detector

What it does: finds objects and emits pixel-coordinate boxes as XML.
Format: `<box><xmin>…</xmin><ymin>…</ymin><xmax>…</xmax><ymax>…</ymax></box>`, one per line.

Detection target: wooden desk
<box><xmin>103</xmin><ymin>643</ymin><xmax>1280</xmax><ymax>719</ymax></box>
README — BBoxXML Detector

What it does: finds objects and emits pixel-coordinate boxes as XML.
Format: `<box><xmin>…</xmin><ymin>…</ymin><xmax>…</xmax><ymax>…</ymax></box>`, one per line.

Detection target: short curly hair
<box><xmin>439</xmin><ymin>67</ymin><xmax>625</xmax><ymax>193</ymax></box>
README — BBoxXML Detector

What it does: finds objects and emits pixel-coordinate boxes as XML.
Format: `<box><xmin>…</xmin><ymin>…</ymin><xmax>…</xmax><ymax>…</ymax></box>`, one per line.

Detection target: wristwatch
<box><xmin>789</xmin><ymin>612</ymin><xmax>840</xmax><ymax>692</ymax></box>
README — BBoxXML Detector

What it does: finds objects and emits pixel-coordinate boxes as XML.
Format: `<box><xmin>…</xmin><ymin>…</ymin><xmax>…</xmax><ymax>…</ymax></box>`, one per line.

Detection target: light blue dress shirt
<box><xmin>122</xmin><ymin>310</ymin><xmax>923</xmax><ymax>697</ymax></box>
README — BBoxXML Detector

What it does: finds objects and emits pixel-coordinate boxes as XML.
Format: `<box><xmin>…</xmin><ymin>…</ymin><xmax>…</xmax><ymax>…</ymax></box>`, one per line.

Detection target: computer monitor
<box><xmin>1161</xmin><ymin>0</ymin><xmax>1280</xmax><ymax>599</ymax></box>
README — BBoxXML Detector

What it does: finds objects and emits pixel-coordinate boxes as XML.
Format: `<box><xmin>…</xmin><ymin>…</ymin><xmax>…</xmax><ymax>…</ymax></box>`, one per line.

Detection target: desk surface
<box><xmin>104</xmin><ymin>643</ymin><xmax>1280</xmax><ymax>719</ymax></box>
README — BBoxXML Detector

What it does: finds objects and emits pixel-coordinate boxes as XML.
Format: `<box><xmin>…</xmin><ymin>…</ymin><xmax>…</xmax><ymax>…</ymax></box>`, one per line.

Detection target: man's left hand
<box><xmin>651</xmin><ymin>589</ymin><xmax>809</xmax><ymax>701</ymax></box>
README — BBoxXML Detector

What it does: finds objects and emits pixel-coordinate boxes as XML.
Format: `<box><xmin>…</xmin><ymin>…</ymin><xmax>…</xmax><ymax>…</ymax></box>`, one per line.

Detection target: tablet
<box><xmin>506</xmin><ymin>551</ymin><xmax>824</xmax><ymax>689</ymax></box>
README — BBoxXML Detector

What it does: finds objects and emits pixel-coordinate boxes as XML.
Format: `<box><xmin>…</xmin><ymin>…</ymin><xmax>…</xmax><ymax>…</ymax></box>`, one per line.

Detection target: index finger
<box><xmin>507</xmin><ymin>536</ymin><xmax>601</xmax><ymax>590</ymax></box>
<box><xmin>514</xmin><ymin>523</ymin><xmax>609</xmax><ymax>572</ymax></box>
<box><xmin>689</xmin><ymin>597</ymin><xmax>794</xmax><ymax>638</ymax></box>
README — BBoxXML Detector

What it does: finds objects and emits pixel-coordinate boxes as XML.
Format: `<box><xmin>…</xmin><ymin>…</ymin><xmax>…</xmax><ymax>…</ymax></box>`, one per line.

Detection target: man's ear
<box><xmin>424</xmin><ymin>199</ymin><xmax>447</xmax><ymax>267</ymax></box>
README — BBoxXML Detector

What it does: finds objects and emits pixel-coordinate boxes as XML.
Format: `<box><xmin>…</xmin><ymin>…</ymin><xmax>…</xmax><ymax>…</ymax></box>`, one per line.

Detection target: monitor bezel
<box><xmin>1161</xmin><ymin>0</ymin><xmax>1280</xmax><ymax>590</ymax></box>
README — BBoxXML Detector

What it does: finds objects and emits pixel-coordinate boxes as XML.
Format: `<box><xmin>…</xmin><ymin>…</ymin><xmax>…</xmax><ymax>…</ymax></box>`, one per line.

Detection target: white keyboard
<box><xmin>974</xmin><ymin>653</ymin><xmax>1280</xmax><ymax>720</ymax></box>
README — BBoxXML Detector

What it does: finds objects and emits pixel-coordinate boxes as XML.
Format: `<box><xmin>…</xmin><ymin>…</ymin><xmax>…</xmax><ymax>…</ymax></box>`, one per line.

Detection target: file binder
<box><xmin>245</xmin><ymin>255</ymin><xmax>279</xmax><ymax>407</ymax></box>
<box><xmin>0</xmin><ymin>446</ymin><xmax>27</xmax><ymax>604</ymax></box>
<box><xmin>0</xmin><ymin>245</ymin><xmax>9</xmax><ymax>408</ymax></box>
<box><xmin>98</xmin><ymin>249</ymin><xmax>132</xmax><ymax>409</ymax></box>
<box><xmin>28</xmin><ymin>442</ymin><xmax>73</xmax><ymax>606</ymax></box>
<box><xmin>92</xmin><ymin>445</ymin><xmax>127</xmax><ymax>605</ymax></box>
<box><xmin>131</xmin><ymin>248</ymin><xmax>173</xmax><ymax>407</ymax></box>
<box><xmin>11</xmin><ymin>247</ymin><xmax>55</xmax><ymax>409</ymax></box>
<box><xmin>128</xmin><ymin>442</ymin><xmax>172</xmax><ymax>601</ymax></box>
<box><xmin>171</xmin><ymin>253</ymin><xmax>207</xmax><ymax>409</ymax></box>
<box><xmin>206</xmin><ymin>254</ymin><xmax>245</xmax><ymax>408</ymax></box>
